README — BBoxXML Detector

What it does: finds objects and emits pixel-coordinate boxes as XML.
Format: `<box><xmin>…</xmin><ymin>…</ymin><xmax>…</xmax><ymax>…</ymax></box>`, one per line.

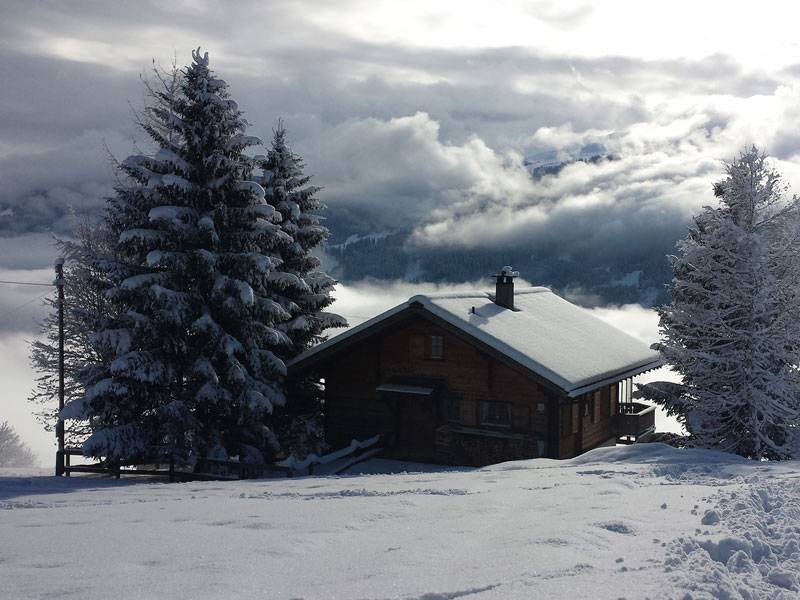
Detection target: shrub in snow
<box><xmin>639</xmin><ymin>147</ymin><xmax>800</xmax><ymax>459</ymax></box>
<box><xmin>63</xmin><ymin>50</ymin><xmax>292</xmax><ymax>466</ymax></box>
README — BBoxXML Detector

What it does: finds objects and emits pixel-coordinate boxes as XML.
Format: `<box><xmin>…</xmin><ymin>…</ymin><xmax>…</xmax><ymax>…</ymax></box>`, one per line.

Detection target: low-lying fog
<box><xmin>1</xmin><ymin>280</ymin><xmax>680</xmax><ymax>467</ymax></box>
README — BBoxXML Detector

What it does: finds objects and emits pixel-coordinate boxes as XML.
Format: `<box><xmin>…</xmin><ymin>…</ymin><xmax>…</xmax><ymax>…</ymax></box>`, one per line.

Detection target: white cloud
<box><xmin>332</xmin><ymin>277</ymin><xmax>495</xmax><ymax>327</ymax></box>
<box><xmin>587</xmin><ymin>303</ymin><xmax>659</xmax><ymax>346</ymax></box>
<box><xmin>313</xmin><ymin>112</ymin><xmax>534</xmax><ymax>219</ymax></box>
<box><xmin>0</xmin><ymin>267</ymin><xmax>54</xmax><ymax>333</ymax></box>
<box><xmin>403</xmin><ymin>85</ymin><xmax>800</xmax><ymax>249</ymax></box>
<box><xmin>2</xmin><ymin>0</ymin><xmax>800</xmax><ymax>284</ymax></box>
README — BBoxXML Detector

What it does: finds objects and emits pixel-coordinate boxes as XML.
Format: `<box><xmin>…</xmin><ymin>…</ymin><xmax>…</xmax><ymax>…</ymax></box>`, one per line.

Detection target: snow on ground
<box><xmin>1</xmin><ymin>444</ymin><xmax>798</xmax><ymax>600</ymax></box>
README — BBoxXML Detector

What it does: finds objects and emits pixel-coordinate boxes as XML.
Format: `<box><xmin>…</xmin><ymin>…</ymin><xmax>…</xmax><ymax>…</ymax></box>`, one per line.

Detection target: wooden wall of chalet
<box><xmin>320</xmin><ymin>314</ymin><xmax>553</xmax><ymax>463</ymax></box>
<box><xmin>558</xmin><ymin>383</ymin><xmax>618</xmax><ymax>459</ymax></box>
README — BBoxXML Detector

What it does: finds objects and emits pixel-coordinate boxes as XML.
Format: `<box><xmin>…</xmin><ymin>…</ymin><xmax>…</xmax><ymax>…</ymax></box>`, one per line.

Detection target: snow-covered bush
<box><xmin>639</xmin><ymin>147</ymin><xmax>800</xmax><ymax>459</ymax></box>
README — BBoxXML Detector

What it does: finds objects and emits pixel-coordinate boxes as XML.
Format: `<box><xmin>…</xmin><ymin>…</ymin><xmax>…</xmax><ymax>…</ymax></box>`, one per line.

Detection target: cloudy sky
<box><xmin>1</xmin><ymin>0</ymin><xmax>799</xmax><ymax>459</ymax></box>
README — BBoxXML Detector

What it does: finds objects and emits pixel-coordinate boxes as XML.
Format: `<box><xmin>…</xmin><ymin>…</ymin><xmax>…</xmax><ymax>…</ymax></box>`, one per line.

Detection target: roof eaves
<box><xmin>565</xmin><ymin>358</ymin><xmax>666</xmax><ymax>398</ymax></box>
<box><xmin>375</xmin><ymin>383</ymin><xmax>435</xmax><ymax>396</ymax></box>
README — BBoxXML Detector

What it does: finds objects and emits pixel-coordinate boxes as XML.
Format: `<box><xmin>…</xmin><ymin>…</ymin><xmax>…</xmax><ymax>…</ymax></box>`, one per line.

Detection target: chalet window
<box><xmin>429</xmin><ymin>335</ymin><xmax>444</xmax><ymax>359</ymax></box>
<box><xmin>572</xmin><ymin>403</ymin><xmax>579</xmax><ymax>434</ymax></box>
<box><xmin>584</xmin><ymin>395</ymin><xmax>595</xmax><ymax>423</ymax></box>
<box><xmin>536</xmin><ymin>402</ymin><xmax>546</xmax><ymax>414</ymax></box>
<box><xmin>410</xmin><ymin>334</ymin><xmax>425</xmax><ymax>359</ymax></box>
<box><xmin>445</xmin><ymin>395</ymin><xmax>461</xmax><ymax>423</ymax></box>
<box><xmin>593</xmin><ymin>390</ymin><xmax>602</xmax><ymax>423</ymax></box>
<box><xmin>480</xmin><ymin>401</ymin><xmax>511</xmax><ymax>427</ymax></box>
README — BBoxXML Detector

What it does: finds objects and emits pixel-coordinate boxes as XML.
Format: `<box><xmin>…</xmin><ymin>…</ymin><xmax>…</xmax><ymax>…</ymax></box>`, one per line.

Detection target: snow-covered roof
<box><xmin>289</xmin><ymin>287</ymin><xmax>663</xmax><ymax>396</ymax></box>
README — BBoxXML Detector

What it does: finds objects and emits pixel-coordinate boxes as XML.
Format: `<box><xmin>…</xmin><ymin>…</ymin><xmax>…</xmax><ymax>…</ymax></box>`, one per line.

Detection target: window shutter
<box><xmin>409</xmin><ymin>334</ymin><xmax>425</xmax><ymax>359</ymax></box>
<box><xmin>429</xmin><ymin>335</ymin><xmax>444</xmax><ymax>359</ymax></box>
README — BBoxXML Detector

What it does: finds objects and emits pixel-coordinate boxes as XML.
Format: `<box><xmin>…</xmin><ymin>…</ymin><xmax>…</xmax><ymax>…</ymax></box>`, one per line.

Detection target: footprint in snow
<box><xmin>241</xmin><ymin>522</ymin><xmax>275</xmax><ymax>530</ymax></box>
<box><xmin>540</xmin><ymin>537</ymin><xmax>570</xmax><ymax>546</ymax></box>
<box><xmin>140</xmin><ymin>559</ymin><xmax>161</xmax><ymax>568</ymax></box>
<box><xmin>27</xmin><ymin>562</ymin><xmax>68</xmax><ymax>570</ymax></box>
<box><xmin>598</xmin><ymin>521</ymin><xmax>636</xmax><ymax>535</ymax></box>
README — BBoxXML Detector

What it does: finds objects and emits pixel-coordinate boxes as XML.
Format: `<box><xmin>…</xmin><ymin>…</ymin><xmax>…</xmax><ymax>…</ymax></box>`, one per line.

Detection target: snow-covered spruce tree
<box><xmin>639</xmin><ymin>147</ymin><xmax>800</xmax><ymax>459</ymax></box>
<box><xmin>257</xmin><ymin>122</ymin><xmax>346</xmax><ymax>355</ymax></box>
<box><xmin>28</xmin><ymin>218</ymin><xmax>116</xmax><ymax>443</ymax></box>
<box><xmin>62</xmin><ymin>49</ymin><xmax>291</xmax><ymax>466</ymax></box>
<box><xmin>256</xmin><ymin>123</ymin><xmax>347</xmax><ymax>458</ymax></box>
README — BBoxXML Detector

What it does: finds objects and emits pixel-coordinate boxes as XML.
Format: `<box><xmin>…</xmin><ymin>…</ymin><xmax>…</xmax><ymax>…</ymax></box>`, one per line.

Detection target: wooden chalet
<box><xmin>288</xmin><ymin>268</ymin><xmax>663</xmax><ymax>466</ymax></box>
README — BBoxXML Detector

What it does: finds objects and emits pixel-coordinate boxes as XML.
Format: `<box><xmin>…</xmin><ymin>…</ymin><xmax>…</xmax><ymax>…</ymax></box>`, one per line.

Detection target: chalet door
<box><xmin>393</xmin><ymin>395</ymin><xmax>438</xmax><ymax>462</ymax></box>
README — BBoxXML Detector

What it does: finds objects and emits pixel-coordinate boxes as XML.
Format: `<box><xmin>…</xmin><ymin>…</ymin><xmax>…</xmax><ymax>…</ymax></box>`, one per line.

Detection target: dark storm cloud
<box><xmin>0</xmin><ymin>52</ymin><xmax>138</xmax><ymax>146</ymax></box>
<box><xmin>1</xmin><ymin>0</ymin><xmax>799</xmax><ymax>279</ymax></box>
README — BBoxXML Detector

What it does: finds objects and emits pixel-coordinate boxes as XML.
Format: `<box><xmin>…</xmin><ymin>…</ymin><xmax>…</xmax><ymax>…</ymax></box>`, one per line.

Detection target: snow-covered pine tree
<box><xmin>62</xmin><ymin>49</ymin><xmax>291</xmax><ymax>466</ymax></box>
<box><xmin>257</xmin><ymin>123</ymin><xmax>347</xmax><ymax>459</ymax></box>
<box><xmin>639</xmin><ymin>147</ymin><xmax>800</xmax><ymax>459</ymax></box>
<box><xmin>258</xmin><ymin>122</ymin><xmax>346</xmax><ymax>356</ymax></box>
<box><xmin>28</xmin><ymin>218</ymin><xmax>116</xmax><ymax>443</ymax></box>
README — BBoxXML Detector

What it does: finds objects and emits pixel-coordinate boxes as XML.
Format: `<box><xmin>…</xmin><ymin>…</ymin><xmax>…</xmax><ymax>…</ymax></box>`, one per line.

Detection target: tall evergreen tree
<box><xmin>640</xmin><ymin>147</ymin><xmax>800</xmax><ymax>459</ymax></box>
<box><xmin>258</xmin><ymin>122</ymin><xmax>346</xmax><ymax>357</ymax></box>
<box><xmin>257</xmin><ymin>123</ymin><xmax>346</xmax><ymax>459</ymax></box>
<box><xmin>61</xmin><ymin>49</ymin><xmax>291</xmax><ymax>466</ymax></box>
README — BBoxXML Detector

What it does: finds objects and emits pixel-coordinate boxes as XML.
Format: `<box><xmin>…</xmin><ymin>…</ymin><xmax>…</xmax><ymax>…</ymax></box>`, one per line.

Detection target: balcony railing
<box><xmin>614</xmin><ymin>401</ymin><xmax>656</xmax><ymax>439</ymax></box>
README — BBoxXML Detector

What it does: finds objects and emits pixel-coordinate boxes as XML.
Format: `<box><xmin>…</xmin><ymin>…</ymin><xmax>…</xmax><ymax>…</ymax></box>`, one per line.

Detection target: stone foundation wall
<box><xmin>434</xmin><ymin>426</ymin><xmax>541</xmax><ymax>467</ymax></box>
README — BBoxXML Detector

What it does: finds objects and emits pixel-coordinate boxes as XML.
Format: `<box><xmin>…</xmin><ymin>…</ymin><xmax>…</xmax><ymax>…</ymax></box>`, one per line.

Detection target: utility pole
<box><xmin>55</xmin><ymin>258</ymin><xmax>65</xmax><ymax>476</ymax></box>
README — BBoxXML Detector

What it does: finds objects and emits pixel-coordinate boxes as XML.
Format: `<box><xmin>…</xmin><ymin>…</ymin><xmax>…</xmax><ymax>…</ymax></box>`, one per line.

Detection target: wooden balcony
<box><xmin>614</xmin><ymin>401</ymin><xmax>656</xmax><ymax>443</ymax></box>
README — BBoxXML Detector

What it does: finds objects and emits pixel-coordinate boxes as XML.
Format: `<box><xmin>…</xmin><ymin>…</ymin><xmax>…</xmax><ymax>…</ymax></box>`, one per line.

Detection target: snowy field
<box><xmin>1</xmin><ymin>444</ymin><xmax>799</xmax><ymax>600</ymax></box>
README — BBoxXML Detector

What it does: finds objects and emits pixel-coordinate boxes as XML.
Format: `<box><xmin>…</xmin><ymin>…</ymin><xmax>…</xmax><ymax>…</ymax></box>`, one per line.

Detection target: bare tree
<box><xmin>28</xmin><ymin>217</ymin><xmax>117</xmax><ymax>443</ymax></box>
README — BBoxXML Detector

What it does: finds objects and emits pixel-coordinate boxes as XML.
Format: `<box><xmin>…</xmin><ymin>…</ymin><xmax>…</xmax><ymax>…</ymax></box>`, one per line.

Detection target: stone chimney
<box><xmin>492</xmin><ymin>266</ymin><xmax>519</xmax><ymax>310</ymax></box>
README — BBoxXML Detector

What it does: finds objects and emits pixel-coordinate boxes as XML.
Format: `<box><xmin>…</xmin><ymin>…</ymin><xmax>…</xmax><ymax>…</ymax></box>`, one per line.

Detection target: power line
<box><xmin>0</xmin><ymin>279</ymin><xmax>55</xmax><ymax>287</ymax></box>
<box><xmin>0</xmin><ymin>288</ymin><xmax>53</xmax><ymax>322</ymax></box>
